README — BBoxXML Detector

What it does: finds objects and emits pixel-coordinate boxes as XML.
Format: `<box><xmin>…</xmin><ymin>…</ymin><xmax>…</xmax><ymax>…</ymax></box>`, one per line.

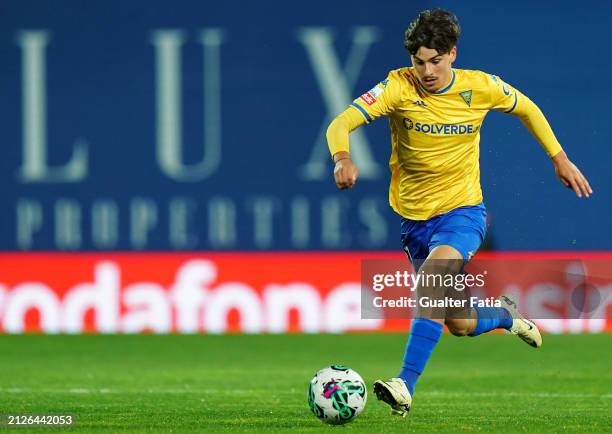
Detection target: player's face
<box><xmin>411</xmin><ymin>46</ymin><xmax>456</xmax><ymax>92</ymax></box>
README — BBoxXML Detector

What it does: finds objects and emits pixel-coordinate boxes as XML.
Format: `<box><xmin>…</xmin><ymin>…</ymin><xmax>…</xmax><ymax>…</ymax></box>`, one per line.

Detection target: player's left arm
<box><xmin>511</xmin><ymin>94</ymin><xmax>592</xmax><ymax>198</ymax></box>
<box><xmin>489</xmin><ymin>75</ymin><xmax>593</xmax><ymax>198</ymax></box>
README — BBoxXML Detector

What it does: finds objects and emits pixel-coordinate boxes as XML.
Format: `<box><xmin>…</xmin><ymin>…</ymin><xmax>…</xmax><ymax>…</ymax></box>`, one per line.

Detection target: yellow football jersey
<box><xmin>336</xmin><ymin>67</ymin><xmax>562</xmax><ymax>220</ymax></box>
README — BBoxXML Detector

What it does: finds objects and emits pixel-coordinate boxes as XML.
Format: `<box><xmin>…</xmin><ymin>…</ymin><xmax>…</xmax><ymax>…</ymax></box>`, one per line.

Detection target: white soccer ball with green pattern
<box><xmin>307</xmin><ymin>364</ymin><xmax>367</xmax><ymax>424</ymax></box>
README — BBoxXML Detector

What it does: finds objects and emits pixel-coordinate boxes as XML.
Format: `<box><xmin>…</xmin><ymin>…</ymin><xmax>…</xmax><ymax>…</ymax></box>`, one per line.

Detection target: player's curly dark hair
<box><xmin>404</xmin><ymin>9</ymin><xmax>461</xmax><ymax>55</ymax></box>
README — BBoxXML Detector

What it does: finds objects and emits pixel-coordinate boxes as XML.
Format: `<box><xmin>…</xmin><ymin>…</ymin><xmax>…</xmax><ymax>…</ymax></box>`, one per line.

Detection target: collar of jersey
<box><xmin>417</xmin><ymin>69</ymin><xmax>456</xmax><ymax>94</ymax></box>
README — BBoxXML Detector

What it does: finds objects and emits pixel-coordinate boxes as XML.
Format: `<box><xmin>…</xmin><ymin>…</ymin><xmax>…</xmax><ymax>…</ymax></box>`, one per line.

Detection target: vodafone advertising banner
<box><xmin>0</xmin><ymin>253</ymin><xmax>609</xmax><ymax>334</ymax></box>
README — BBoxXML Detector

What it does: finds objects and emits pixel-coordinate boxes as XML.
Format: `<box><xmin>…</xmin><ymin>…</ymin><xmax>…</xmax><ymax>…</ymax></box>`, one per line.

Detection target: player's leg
<box><xmin>375</xmin><ymin>204</ymin><xmax>542</xmax><ymax>417</ymax></box>
<box><xmin>394</xmin><ymin>244</ymin><xmax>462</xmax><ymax>395</ymax></box>
<box><xmin>445</xmin><ymin>293</ymin><xmax>542</xmax><ymax>346</ymax></box>
<box><xmin>428</xmin><ymin>204</ymin><xmax>510</xmax><ymax>336</ymax></box>
<box><xmin>374</xmin><ymin>205</ymin><xmax>488</xmax><ymax>415</ymax></box>
<box><xmin>495</xmin><ymin>294</ymin><xmax>543</xmax><ymax>347</ymax></box>
<box><xmin>374</xmin><ymin>241</ymin><xmax>462</xmax><ymax>416</ymax></box>
<box><xmin>431</xmin><ymin>205</ymin><xmax>542</xmax><ymax>346</ymax></box>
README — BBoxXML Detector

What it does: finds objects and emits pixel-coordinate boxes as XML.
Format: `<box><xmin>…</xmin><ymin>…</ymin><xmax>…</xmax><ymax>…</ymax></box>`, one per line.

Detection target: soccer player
<box><xmin>326</xmin><ymin>9</ymin><xmax>592</xmax><ymax>417</ymax></box>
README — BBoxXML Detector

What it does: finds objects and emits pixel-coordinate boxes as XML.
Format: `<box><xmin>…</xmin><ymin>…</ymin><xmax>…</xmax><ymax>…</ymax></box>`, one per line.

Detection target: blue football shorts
<box><xmin>400</xmin><ymin>202</ymin><xmax>487</xmax><ymax>262</ymax></box>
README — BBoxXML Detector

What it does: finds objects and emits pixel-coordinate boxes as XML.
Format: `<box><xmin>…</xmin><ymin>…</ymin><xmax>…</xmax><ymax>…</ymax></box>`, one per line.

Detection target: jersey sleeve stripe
<box><xmin>504</xmin><ymin>92</ymin><xmax>519</xmax><ymax>113</ymax></box>
<box><xmin>350</xmin><ymin>102</ymin><xmax>372</xmax><ymax>122</ymax></box>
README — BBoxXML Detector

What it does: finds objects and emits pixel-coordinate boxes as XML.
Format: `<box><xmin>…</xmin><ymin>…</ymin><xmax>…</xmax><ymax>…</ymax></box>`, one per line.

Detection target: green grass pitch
<box><xmin>0</xmin><ymin>333</ymin><xmax>610</xmax><ymax>432</ymax></box>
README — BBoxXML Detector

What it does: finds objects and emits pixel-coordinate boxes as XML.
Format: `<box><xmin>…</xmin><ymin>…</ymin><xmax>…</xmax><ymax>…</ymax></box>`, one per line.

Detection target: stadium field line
<box><xmin>1</xmin><ymin>387</ymin><xmax>610</xmax><ymax>399</ymax></box>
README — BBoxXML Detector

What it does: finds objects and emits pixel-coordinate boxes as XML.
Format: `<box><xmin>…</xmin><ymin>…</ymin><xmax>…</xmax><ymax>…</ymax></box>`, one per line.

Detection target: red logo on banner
<box><xmin>0</xmin><ymin>253</ymin><xmax>397</xmax><ymax>334</ymax></box>
<box><xmin>0</xmin><ymin>252</ymin><xmax>610</xmax><ymax>334</ymax></box>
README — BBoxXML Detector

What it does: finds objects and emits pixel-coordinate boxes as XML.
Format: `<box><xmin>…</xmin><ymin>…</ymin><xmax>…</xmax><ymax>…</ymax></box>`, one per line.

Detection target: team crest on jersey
<box><xmin>460</xmin><ymin>90</ymin><xmax>472</xmax><ymax>107</ymax></box>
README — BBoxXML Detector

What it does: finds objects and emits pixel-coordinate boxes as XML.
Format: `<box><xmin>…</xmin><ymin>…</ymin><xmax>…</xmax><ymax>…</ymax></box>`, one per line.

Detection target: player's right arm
<box><xmin>327</xmin><ymin>109</ymin><xmax>366</xmax><ymax>189</ymax></box>
<box><xmin>326</xmin><ymin>72</ymin><xmax>403</xmax><ymax>190</ymax></box>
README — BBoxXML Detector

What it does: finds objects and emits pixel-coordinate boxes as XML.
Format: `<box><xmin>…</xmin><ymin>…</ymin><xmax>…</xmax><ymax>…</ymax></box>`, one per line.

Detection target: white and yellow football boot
<box><xmin>373</xmin><ymin>378</ymin><xmax>412</xmax><ymax>417</ymax></box>
<box><xmin>498</xmin><ymin>294</ymin><xmax>543</xmax><ymax>348</ymax></box>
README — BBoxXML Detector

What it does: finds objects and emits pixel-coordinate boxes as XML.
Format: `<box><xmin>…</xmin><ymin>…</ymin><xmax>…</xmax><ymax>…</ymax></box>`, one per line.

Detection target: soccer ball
<box><xmin>307</xmin><ymin>364</ymin><xmax>367</xmax><ymax>425</ymax></box>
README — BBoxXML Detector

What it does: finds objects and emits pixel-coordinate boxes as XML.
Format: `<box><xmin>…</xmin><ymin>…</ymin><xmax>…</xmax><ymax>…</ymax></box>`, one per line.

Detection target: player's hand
<box><xmin>552</xmin><ymin>151</ymin><xmax>592</xmax><ymax>198</ymax></box>
<box><xmin>333</xmin><ymin>152</ymin><xmax>359</xmax><ymax>190</ymax></box>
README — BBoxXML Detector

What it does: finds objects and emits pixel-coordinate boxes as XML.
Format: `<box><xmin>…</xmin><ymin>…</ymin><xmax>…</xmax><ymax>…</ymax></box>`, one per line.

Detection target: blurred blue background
<box><xmin>0</xmin><ymin>0</ymin><xmax>608</xmax><ymax>251</ymax></box>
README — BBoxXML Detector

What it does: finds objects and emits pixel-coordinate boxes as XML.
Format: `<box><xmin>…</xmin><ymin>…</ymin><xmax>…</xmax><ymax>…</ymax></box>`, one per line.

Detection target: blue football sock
<box><xmin>469</xmin><ymin>306</ymin><xmax>513</xmax><ymax>336</ymax></box>
<box><xmin>398</xmin><ymin>318</ymin><xmax>443</xmax><ymax>395</ymax></box>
